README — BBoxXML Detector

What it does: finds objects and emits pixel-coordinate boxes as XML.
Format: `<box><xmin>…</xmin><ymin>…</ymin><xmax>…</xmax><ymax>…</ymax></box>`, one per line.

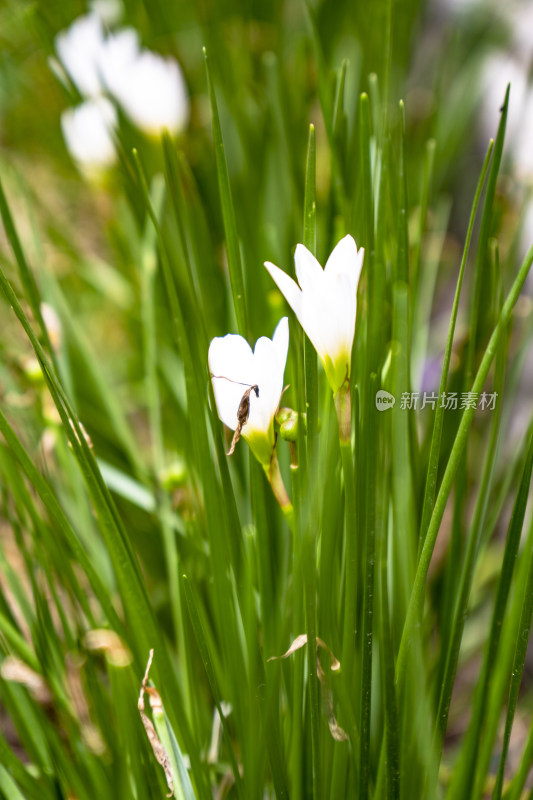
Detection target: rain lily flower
<box><xmin>265</xmin><ymin>235</ymin><xmax>364</xmax><ymax>394</ymax></box>
<box><xmin>61</xmin><ymin>98</ymin><xmax>117</xmax><ymax>172</ymax></box>
<box><xmin>55</xmin><ymin>13</ymin><xmax>106</xmax><ymax>98</ymax></box>
<box><xmin>101</xmin><ymin>41</ymin><xmax>189</xmax><ymax>136</ymax></box>
<box><xmin>89</xmin><ymin>0</ymin><xmax>123</xmax><ymax>27</ymax></box>
<box><xmin>54</xmin><ymin>15</ymin><xmax>189</xmax><ymax>138</ymax></box>
<box><xmin>208</xmin><ymin>317</ymin><xmax>289</xmax><ymax>466</ymax></box>
<box><xmin>97</xmin><ymin>27</ymin><xmax>141</xmax><ymax>94</ymax></box>
<box><xmin>209</xmin><ymin>317</ymin><xmax>293</xmax><ymax>522</ymax></box>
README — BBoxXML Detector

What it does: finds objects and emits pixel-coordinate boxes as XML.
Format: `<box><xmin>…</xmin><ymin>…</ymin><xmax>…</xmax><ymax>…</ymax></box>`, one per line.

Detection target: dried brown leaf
<box><xmin>269</xmin><ymin>634</ymin><xmax>347</xmax><ymax>742</ymax></box>
<box><xmin>139</xmin><ymin>649</ymin><xmax>174</xmax><ymax>798</ymax></box>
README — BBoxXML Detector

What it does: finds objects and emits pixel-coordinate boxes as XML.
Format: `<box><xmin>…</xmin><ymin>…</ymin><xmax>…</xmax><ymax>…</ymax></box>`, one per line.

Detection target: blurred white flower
<box><xmin>478</xmin><ymin>52</ymin><xmax>533</xmax><ymax>181</ymax></box>
<box><xmin>209</xmin><ymin>318</ymin><xmax>289</xmax><ymax>464</ymax></box>
<box><xmin>515</xmin><ymin>90</ymin><xmax>533</xmax><ymax>180</ymax></box>
<box><xmin>265</xmin><ymin>236</ymin><xmax>364</xmax><ymax>393</ymax></box>
<box><xmin>434</xmin><ymin>0</ymin><xmax>481</xmax><ymax>15</ymax></box>
<box><xmin>97</xmin><ymin>27</ymin><xmax>140</xmax><ymax>92</ymax></box>
<box><xmin>519</xmin><ymin>196</ymin><xmax>533</xmax><ymax>268</ymax></box>
<box><xmin>90</xmin><ymin>0</ymin><xmax>123</xmax><ymax>27</ymax></box>
<box><xmin>102</xmin><ymin>41</ymin><xmax>189</xmax><ymax>135</ymax></box>
<box><xmin>55</xmin><ymin>13</ymin><xmax>106</xmax><ymax>97</ymax></box>
<box><xmin>479</xmin><ymin>53</ymin><xmax>528</xmax><ymax>147</ymax></box>
<box><xmin>502</xmin><ymin>0</ymin><xmax>533</xmax><ymax>65</ymax></box>
<box><xmin>61</xmin><ymin>98</ymin><xmax>117</xmax><ymax>171</ymax></box>
<box><xmin>55</xmin><ymin>14</ymin><xmax>189</xmax><ymax>137</ymax></box>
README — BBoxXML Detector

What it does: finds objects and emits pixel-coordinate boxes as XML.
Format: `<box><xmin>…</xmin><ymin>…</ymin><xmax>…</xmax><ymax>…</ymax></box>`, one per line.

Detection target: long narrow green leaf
<box><xmin>0</xmin><ymin>260</ymin><xmax>207</xmax><ymax>792</ymax></box>
<box><xmin>464</xmin><ymin>86</ymin><xmax>509</xmax><ymax>385</ymax></box>
<box><xmin>492</xmin><ymin>509</ymin><xmax>533</xmax><ymax>799</ymax></box>
<box><xmin>0</xmin><ymin>174</ymin><xmax>50</xmax><ymax>354</ymax></box>
<box><xmin>447</xmin><ymin>432</ymin><xmax>533</xmax><ymax>799</ymax></box>
<box><xmin>303</xmin><ymin>124</ymin><xmax>318</xmax><ymax>446</ymax></box>
<box><xmin>396</xmin><ymin>240</ymin><xmax>533</xmax><ymax>689</ymax></box>
<box><xmin>182</xmin><ymin>575</ymin><xmax>244</xmax><ymax>798</ymax></box>
<box><xmin>418</xmin><ymin>141</ymin><xmax>494</xmax><ymax>550</ymax></box>
<box><xmin>0</xmin><ymin>409</ymin><xmax>121</xmax><ymax>631</ymax></box>
<box><xmin>434</xmin><ymin>317</ymin><xmax>506</xmax><ymax>755</ymax></box>
<box><xmin>203</xmin><ymin>47</ymin><xmax>248</xmax><ymax>337</ymax></box>
<box><xmin>358</xmin><ymin>374</ymin><xmax>378</xmax><ymax>800</ymax></box>
<box><xmin>0</xmin><ymin>733</ymin><xmax>54</xmax><ymax>800</ymax></box>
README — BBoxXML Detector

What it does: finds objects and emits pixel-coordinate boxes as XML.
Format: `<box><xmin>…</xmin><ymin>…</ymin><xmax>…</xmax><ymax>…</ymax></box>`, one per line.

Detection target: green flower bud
<box><xmin>159</xmin><ymin>459</ymin><xmax>187</xmax><ymax>490</ymax></box>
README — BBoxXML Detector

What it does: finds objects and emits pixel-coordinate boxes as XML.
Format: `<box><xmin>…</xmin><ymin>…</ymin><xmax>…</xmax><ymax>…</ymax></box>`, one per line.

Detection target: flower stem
<box><xmin>264</xmin><ymin>449</ymin><xmax>295</xmax><ymax>531</ymax></box>
<box><xmin>334</xmin><ymin>383</ymin><xmax>352</xmax><ymax>444</ymax></box>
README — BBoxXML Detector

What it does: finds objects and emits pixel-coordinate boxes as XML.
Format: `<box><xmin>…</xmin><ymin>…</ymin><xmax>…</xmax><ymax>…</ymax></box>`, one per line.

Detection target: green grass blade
<box><xmin>358</xmin><ymin>374</ymin><xmax>378</xmax><ymax>800</ymax></box>
<box><xmin>464</xmin><ymin>86</ymin><xmax>509</xmax><ymax>385</ymax></box>
<box><xmin>492</xmin><ymin>508</ymin><xmax>533</xmax><ymax>800</ymax></box>
<box><xmin>447</xmin><ymin>432</ymin><xmax>533</xmax><ymax>799</ymax></box>
<box><xmin>303</xmin><ymin>123</ymin><xmax>318</xmax><ymax>446</ymax></box>
<box><xmin>203</xmin><ymin>47</ymin><xmax>248</xmax><ymax>337</ymax></box>
<box><xmin>182</xmin><ymin>575</ymin><xmax>244</xmax><ymax>798</ymax></box>
<box><xmin>0</xmin><ymin>174</ymin><xmax>50</xmax><ymax>354</ymax></box>
<box><xmin>0</xmin><ymin>409</ymin><xmax>121</xmax><ymax>631</ymax></box>
<box><xmin>396</xmin><ymin>240</ymin><xmax>533</xmax><ymax>690</ymax></box>
<box><xmin>434</xmin><ymin>321</ymin><xmax>506</xmax><ymax>754</ymax></box>
<box><xmin>0</xmin><ymin>260</ymin><xmax>207</xmax><ymax>787</ymax></box>
<box><xmin>418</xmin><ymin>140</ymin><xmax>494</xmax><ymax>551</ymax></box>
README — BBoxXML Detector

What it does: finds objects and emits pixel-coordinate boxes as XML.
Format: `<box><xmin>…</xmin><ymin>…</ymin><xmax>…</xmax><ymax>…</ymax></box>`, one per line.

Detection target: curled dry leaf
<box><xmin>267</xmin><ymin>633</ymin><xmax>341</xmax><ymax>671</ymax></box>
<box><xmin>227</xmin><ymin>384</ymin><xmax>259</xmax><ymax>455</ymax></box>
<box><xmin>138</xmin><ymin>649</ymin><xmax>174</xmax><ymax>798</ymax></box>
<box><xmin>84</xmin><ymin>629</ymin><xmax>132</xmax><ymax>667</ymax></box>
<box><xmin>268</xmin><ymin>633</ymin><xmax>347</xmax><ymax>742</ymax></box>
<box><xmin>316</xmin><ymin>658</ymin><xmax>349</xmax><ymax>742</ymax></box>
<box><xmin>0</xmin><ymin>656</ymin><xmax>51</xmax><ymax>705</ymax></box>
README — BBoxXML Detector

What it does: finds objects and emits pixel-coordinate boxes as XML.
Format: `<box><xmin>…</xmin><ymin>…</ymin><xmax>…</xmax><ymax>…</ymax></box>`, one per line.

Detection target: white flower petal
<box><xmin>249</xmin><ymin>339</ymin><xmax>279</xmax><ymax>433</ymax></box>
<box><xmin>294</xmin><ymin>244</ymin><xmax>325</xmax><ymax>293</ymax></box>
<box><xmin>249</xmin><ymin>318</ymin><xmax>288</xmax><ymax>434</ymax></box>
<box><xmin>98</xmin><ymin>28</ymin><xmax>140</xmax><ymax>97</ymax></box>
<box><xmin>264</xmin><ymin>262</ymin><xmax>302</xmax><ymax>318</ymax></box>
<box><xmin>265</xmin><ymin>237</ymin><xmax>364</xmax><ymax>392</ymax></box>
<box><xmin>272</xmin><ymin>316</ymin><xmax>289</xmax><ymax>374</ymax></box>
<box><xmin>208</xmin><ymin>334</ymin><xmax>254</xmax><ymax>430</ymax></box>
<box><xmin>61</xmin><ymin>98</ymin><xmax>117</xmax><ymax>170</ymax></box>
<box><xmin>55</xmin><ymin>13</ymin><xmax>106</xmax><ymax>97</ymax></box>
<box><xmin>325</xmin><ymin>235</ymin><xmax>360</xmax><ymax>279</ymax></box>
<box><xmin>208</xmin><ymin>320</ymin><xmax>289</xmax><ymax>450</ymax></box>
<box><xmin>106</xmin><ymin>48</ymin><xmax>189</xmax><ymax>135</ymax></box>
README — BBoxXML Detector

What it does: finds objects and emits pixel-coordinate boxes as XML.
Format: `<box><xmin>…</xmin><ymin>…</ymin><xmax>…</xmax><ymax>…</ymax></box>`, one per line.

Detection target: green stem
<box><xmin>340</xmin><ymin>434</ymin><xmax>356</xmax><ymax>676</ymax></box>
<box><xmin>359</xmin><ymin>376</ymin><xmax>377</xmax><ymax>800</ymax></box>
<box><xmin>263</xmin><ymin>449</ymin><xmax>294</xmax><ymax>532</ymax></box>
<box><xmin>334</xmin><ymin>384</ymin><xmax>352</xmax><ymax>445</ymax></box>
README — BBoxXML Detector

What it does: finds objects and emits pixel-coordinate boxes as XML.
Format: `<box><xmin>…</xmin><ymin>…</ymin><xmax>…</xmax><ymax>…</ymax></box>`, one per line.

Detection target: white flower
<box><xmin>100</xmin><ymin>33</ymin><xmax>189</xmax><ymax>136</ymax></box>
<box><xmin>208</xmin><ymin>318</ymin><xmax>289</xmax><ymax>464</ymax></box>
<box><xmin>479</xmin><ymin>54</ymin><xmax>527</xmax><ymax>148</ymax></box>
<box><xmin>61</xmin><ymin>98</ymin><xmax>117</xmax><ymax>171</ymax></box>
<box><xmin>89</xmin><ymin>0</ymin><xmax>123</xmax><ymax>27</ymax></box>
<box><xmin>97</xmin><ymin>28</ymin><xmax>141</xmax><ymax>94</ymax></box>
<box><xmin>265</xmin><ymin>236</ymin><xmax>364</xmax><ymax>393</ymax></box>
<box><xmin>55</xmin><ymin>13</ymin><xmax>106</xmax><ymax>98</ymax></box>
<box><xmin>55</xmin><ymin>16</ymin><xmax>189</xmax><ymax>137</ymax></box>
<box><xmin>515</xmin><ymin>90</ymin><xmax>533</xmax><ymax>179</ymax></box>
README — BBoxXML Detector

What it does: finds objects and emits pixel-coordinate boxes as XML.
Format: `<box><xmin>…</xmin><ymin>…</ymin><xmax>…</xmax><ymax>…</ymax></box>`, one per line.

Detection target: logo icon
<box><xmin>375</xmin><ymin>390</ymin><xmax>395</xmax><ymax>411</ymax></box>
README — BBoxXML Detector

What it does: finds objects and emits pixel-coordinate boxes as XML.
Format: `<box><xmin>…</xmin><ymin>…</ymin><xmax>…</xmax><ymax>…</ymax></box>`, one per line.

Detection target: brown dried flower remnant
<box><xmin>268</xmin><ymin>633</ymin><xmax>348</xmax><ymax>742</ymax></box>
<box><xmin>138</xmin><ymin>649</ymin><xmax>174</xmax><ymax>797</ymax></box>
<box><xmin>227</xmin><ymin>384</ymin><xmax>259</xmax><ymax>455</ymax></box>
